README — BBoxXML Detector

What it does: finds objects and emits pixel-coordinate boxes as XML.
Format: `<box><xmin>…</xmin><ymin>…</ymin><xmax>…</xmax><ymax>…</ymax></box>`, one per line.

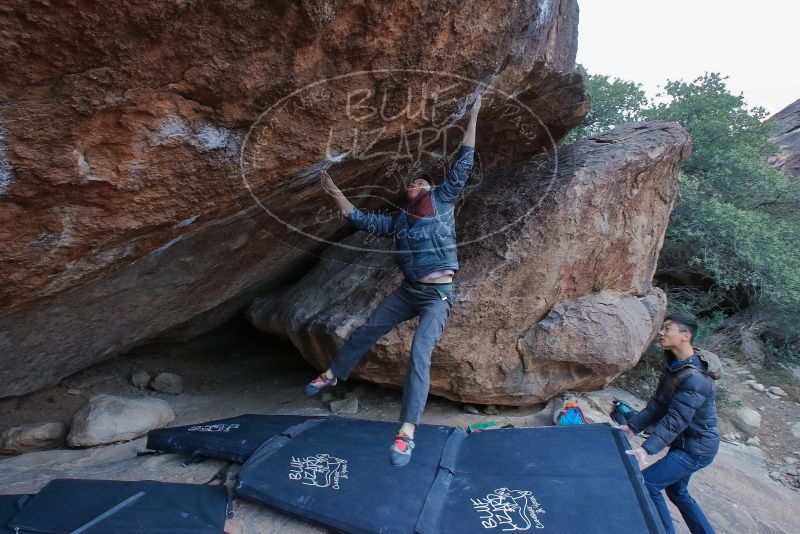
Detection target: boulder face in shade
<box><xmin>0</xmin><ymin>0</ymin><xmax>587</xmax><ymax>398</ymax></box>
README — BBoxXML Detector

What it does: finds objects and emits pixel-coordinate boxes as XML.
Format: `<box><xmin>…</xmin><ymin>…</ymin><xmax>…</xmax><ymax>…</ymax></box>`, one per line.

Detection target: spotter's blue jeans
<box><xmin>643</xmin><ymin>448</ymin><xmax>715</xmax><ymax>534</ymax></box>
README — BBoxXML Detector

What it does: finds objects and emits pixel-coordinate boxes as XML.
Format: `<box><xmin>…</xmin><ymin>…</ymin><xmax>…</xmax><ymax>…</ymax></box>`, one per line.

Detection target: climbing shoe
<box><xmin>390</xmin><ymin>431</ymin><xmax>415</xmax><ymax>467</ymax></box>
<box><xmin>304</xmin><ymin>373</ymin><xmax>337</xmax><ymax>397</ymax></box>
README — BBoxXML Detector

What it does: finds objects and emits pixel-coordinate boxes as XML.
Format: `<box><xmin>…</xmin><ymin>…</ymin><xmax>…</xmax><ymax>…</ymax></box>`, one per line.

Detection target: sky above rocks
<box><xmin>576</xmin><ymin>0</ymin><xmax>800</xmax><ymax>115</ymax></box>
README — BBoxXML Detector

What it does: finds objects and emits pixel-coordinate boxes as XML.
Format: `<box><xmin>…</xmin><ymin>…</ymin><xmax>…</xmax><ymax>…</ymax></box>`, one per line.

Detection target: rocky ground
<box><xmin>1</xmin><ymin>322</ymin><xmax>798</xmax><ymax>533</ymax></box>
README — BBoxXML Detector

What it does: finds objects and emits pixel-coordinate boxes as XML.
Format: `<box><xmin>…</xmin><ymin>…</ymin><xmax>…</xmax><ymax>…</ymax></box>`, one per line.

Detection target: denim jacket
<box><xmin>346</xmin><ymin>146</ymin><xmax>475</xmax><ymax>281</ymax></box>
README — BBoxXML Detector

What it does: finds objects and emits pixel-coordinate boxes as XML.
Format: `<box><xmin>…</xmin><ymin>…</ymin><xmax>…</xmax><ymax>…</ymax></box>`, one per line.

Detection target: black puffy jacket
<box><xmin>628</xmin><ymin>349</ymin><xmax>722</xmax><ymax>457</ymax></box>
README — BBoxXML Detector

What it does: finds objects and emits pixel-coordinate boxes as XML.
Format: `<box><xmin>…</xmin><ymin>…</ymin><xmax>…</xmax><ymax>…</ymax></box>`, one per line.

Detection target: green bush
<box><xmin>663</xmin><ymin>176</ymin><xmax>800</xmax><ymax>307</ymax></box>
<box><xmin>764</xmin><ymin>339</ymin><xmax>800</xmax><ymax>365</ymax></box>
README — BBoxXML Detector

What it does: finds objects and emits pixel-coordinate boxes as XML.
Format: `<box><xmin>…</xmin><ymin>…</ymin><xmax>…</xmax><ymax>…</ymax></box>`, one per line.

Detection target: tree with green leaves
<box><xmin>564</xmin><ymin>74</ymin><xmax>648</xmax><ymax>143</ymax></box>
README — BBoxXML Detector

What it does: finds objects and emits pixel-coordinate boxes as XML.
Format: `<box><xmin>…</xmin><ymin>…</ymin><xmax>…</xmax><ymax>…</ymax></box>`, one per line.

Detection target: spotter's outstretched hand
<box><xmin>625</xmin><ymin>447</ymin><xmax>649</xmax><ymax>470</ymax></box>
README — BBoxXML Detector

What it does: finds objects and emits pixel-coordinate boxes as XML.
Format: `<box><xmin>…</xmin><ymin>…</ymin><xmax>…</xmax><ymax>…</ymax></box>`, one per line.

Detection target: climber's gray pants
<box><xmin>330</xmin><ymin>280</ymin><xmax>454</xmax><ymax>425</ymax></box>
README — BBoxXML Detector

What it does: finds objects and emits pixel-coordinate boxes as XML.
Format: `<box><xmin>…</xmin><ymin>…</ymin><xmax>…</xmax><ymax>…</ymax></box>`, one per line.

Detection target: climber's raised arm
<box><xmin>436</xmin><ymin>94</ymin><xmax>481</xmax><ymax>204</ymax></box>
<box><xmin>321</xmin><ymin>172</ymin><xmax>396</xmax><ymax>237</ymax></box>
<box><xmin>462</xmin><ymin>93</ymin><xmax>481</xmax><ymax>148</ymax></box>
<box><xmin>321</xmin><ymin>172</ymin><xmax>354</xmax><ymax>216</ymax></box>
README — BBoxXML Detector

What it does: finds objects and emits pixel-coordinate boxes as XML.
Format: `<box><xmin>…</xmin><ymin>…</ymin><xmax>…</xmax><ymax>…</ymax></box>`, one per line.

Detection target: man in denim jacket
<box><xmin>304</xmin><ymin>95</ymin><xmax>482</xmax><ymax>466</ymax></box>
<box><xmin>619</xmin><ymin>313</ymin><xmax>722</xmax><ymax>534</ymax></box>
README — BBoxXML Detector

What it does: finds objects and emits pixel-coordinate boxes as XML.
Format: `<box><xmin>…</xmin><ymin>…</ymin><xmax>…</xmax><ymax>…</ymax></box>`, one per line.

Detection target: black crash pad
<box><xmin>6</xmin><ymin>479</ymin><xmax>227</xmax><ymax>533</ymax></box>
<box><xmin>146</xmin><ymin>414</ymin><xmax>319</xmax><ymax>463</ymax></box>
<box><xmin>1</xmin><ymin>494</ymin><xmax>29</xmax><ymax>534</ymax></box>
<box><xmin>235</xmin><ymin>417</ymin><xmax>665</xmax><ymax>534</ymax></box>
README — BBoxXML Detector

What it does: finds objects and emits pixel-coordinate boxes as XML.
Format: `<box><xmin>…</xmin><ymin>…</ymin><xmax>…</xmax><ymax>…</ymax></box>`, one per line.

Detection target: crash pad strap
<box><xmin>244</xmin><ymin>417</ymin><xmax>327</xmax><ymax>466</ymax></box>
<box><xmin>414</xmin><ymin>427</ymin><xmax>467</xmax><ymax>534</ymax></box>
<box><xmin>70</xmin><ymin>491</ymin><xmax>145</xmax><ymax>534</ymax></box>
<box><xmin>182</xmin><ymin>450</ymin><xmax>207</xmax><ymax>467</ymax></box>
<box><xmin>204</xmin><ymin>462</ymin><xmax>233</xmax><ymax>485</ymax></box>
<box><xmin>201</xmin><ymin>461</ymin><xmax>238</xmax><ymax>519</ymax></box>
<box><xmin>16</xmin><ymin>494</ymin><xmax>31</xmax><ymax>509</ymax></box>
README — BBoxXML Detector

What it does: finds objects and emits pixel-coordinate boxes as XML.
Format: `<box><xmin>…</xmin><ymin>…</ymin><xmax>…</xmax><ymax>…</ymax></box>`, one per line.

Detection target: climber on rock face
<box><xmin>304</xmin><ymin>93</ymin><xmax>482</xmax><ymax>467</ymax></box>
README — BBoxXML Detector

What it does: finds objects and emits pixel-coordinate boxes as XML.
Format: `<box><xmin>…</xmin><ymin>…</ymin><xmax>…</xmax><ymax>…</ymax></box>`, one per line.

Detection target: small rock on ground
<box><xmin>0</xmin><ymin>422</ymin><xmax>68</xmax><ymax>454</ymax></box>
<box><xmin>732</xmin><ymin>407</ymin><xmax>762</xmax><ymax>435</ymax></box>
<box><xmin>151</xmin><ymin>373</ymin><xmax>183</xmax><ymax>395</ymax></box>
<box><xmin>130</xmin><ymin>369</ymin><xmax>151</xmax><ymax>389</ymax></box>
<box><xmin>329</xmin><ymin>397</ymin><xmax>358</xmax><ymax>415</ymax></box>
<box><xmin>67</xmin><ymin>394</ymin><xmax>175</xmax><ymax>447</ymax></box>
<box><xmin>462</xmin><ymin>404</ymin><xmax>480</xmax><ymax>415</ymax></box>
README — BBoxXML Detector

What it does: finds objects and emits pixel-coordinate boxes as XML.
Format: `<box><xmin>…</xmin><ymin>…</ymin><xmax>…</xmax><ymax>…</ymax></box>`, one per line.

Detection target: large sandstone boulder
<box><xmin>249</xmin><ymin>121</ymin><xmax>691</xmax><ymax>404</ymax></box>
<box><xmin>769</xmin><ymin>98</ymin><xmax>800</xmax><ymax>178</ymax></box>
<box><xmin>0</xmin><ymin>0</ymin><xmax>587</xmax><ymax>398</ymax></box>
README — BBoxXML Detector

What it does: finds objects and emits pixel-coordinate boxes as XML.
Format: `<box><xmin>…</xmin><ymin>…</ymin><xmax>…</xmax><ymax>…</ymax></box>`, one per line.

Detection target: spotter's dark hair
<box><xmin>664</xmin><ymin>313</ymin><xmax>698</xmax><ymax>342</ymax></box>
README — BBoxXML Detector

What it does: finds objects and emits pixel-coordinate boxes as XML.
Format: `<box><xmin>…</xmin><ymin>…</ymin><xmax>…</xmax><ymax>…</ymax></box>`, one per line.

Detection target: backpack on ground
<box><xmin>554</xmin><ymin>400</ymin><xmax>589</xmax><ymax>426</ymax></box>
